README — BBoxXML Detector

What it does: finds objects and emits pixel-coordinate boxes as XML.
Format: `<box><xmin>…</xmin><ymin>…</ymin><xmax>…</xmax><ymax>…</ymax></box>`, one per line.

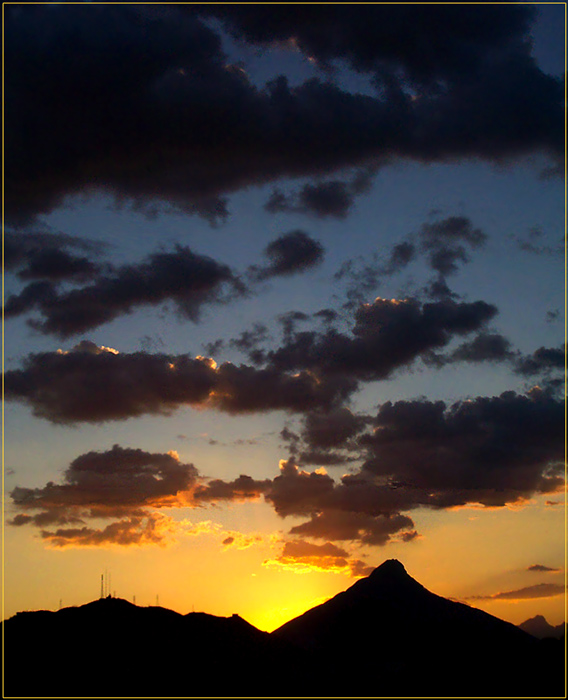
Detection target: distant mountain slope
<box><xmin>273</xmin><ymin>559</ymin><xmax>565</xmax><ymax>697</ymax></box>
<box><xmin>519</xmin><ymin>614</ymin><xmax>566</xmax><ymax>639</ymax></box>
<box><xmin>3</xmin><ymin>562</ymin><xmax>565</xmax><ymax>697</ymax></box>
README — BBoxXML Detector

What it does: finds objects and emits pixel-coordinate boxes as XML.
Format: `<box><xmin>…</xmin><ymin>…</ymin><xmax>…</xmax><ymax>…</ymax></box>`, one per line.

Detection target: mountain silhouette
<box><xmin>273</xmin><ymin>559</ymin><xmax>564</xmax><ymax>696</ymax></box>
<box><xmin>519</xmin><ymin>614</ymin><xmax>566</xmax><ymax>640</ymax></box>
<box><xmin>3</xmin><ymin>560</ymin><xmax>564</xmax><ymax>697</ymax></box>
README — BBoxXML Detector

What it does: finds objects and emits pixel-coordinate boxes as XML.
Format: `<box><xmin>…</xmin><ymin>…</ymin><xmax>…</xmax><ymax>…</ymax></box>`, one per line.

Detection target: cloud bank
<box><xmin>5</xmin><ymin>4</ymin><xmax>562</xmax><ymax>225</ymax></box>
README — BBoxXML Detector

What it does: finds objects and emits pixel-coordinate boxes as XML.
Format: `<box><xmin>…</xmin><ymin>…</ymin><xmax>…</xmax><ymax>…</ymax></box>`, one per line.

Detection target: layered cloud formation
<box><xmin>4</xmin><ymin>3</ymin><xmax>564</xmax><ymax>579</ymax></box>
<box><xmin>9</xmin><ymin>386</ymin><xmax>563</xmax><ymax>550</ymax></box>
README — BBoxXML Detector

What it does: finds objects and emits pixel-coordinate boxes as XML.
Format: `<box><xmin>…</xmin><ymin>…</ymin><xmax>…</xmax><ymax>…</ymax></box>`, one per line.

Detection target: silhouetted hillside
<box><xmin>3</xmin><ymin>561</ymin><xmax>565</xmax><ymax>697</ymax></box>
<box><xmin>2</xmin><ymin>596</ymin><xmax>303</xmax><ymax>697</ymax></box>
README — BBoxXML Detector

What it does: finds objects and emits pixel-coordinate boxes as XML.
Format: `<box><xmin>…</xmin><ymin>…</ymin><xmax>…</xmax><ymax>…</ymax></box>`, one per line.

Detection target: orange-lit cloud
<box><xmin>9</xmin><ymin>383</ymin><xmax>564</xmax><ymax>552</ymax></box>
<box><xmin>263</xmin><ymin>539</ymin><xmax>374</xmax><ymax>577</ymax></box>
<box><xmin>9</xmin><ymin>445</ymin><xmax>202</xmax><ymax>546</ymax></box>
<box><xmin>166</xmin><ymin>518</ymin><xmax>273</xmax><ymax>551</ymax></box>
<box><xmin>221</xmin><ymin>530</ymin><xmax>266</xmax><ymax>550</ymax></box>
<box><xmin>40</xmin><ymin>512</ymin><xmax>179</xmax><ymax>549</ymax></box>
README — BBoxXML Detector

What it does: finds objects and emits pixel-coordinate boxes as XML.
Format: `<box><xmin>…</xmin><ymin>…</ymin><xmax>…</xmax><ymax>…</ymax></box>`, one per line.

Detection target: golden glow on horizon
<box><xmin>252</xmin><ymin>592</ymin><xmax>331</xmax><ymax>632</ymax></box>
<box><xmin>3</xmin><ymin>500</ymin><xmax>565</xmax><ymax>632</ymax></box>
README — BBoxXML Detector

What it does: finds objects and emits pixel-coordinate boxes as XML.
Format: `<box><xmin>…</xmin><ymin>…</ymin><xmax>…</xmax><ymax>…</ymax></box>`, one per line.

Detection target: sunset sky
<box><xmin>3</xmin><ymin>2</ymin><xmax>566</xmax><ymax>633</ymax></box>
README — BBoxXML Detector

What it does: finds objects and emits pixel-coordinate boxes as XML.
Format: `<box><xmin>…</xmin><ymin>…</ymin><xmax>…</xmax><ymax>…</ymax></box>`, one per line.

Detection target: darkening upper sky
<box><xmin>3</xmin><ymin>2</ymin><xmax>565</xmax><ymax>631</ymax></box>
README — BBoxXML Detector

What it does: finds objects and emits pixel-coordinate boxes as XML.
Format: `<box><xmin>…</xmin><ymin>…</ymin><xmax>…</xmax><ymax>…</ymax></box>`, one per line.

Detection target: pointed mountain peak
<box><xmin>374</xmin><ymin>558</ymin><xmax>407</xmax><ymax>573</ymax></box>
<box><xmin>369</xmin><ymin>558</ymin><xmax>410</xmax><ymax>580</ymax></box>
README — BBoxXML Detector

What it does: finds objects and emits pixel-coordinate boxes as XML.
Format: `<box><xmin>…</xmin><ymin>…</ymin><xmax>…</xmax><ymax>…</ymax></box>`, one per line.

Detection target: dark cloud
<box><xmin>419</xmin><ymin>216</ymin><xmax>487</xmax><ymax>251</ymax></box>
<box><xmin>206</xmin><ymin>313</ymin><xmax>312</xmax><ymax>366</ymax></box>
<box><xmin>360</xmin><ymin>391</ymin><xmax>565</xmax><ymax>509</ymax></box>
<box><xmin>333</xmin><ymin>241</ymin><xmax>416</xmax><ymax>308</ymax></box>
<box><xmin>301</xmin><ymin>407</ymin><xmax>369</xmax><ymax>451</ymax></box>
<box><xmin>444</xmin><ymin>333</ymin><xmax>515</xmax><ymax>363</ymax></box>
<box><xmin>4</xmin><ymin>342</ymin><xmax>356</xmax><ymax>424</ymax></box>
<box><xmin>527</xmin><ymin>564</ymin><xmax>561</xmax><ymax>573</ymax></box>
<box><xmin>5</xmin><ymin>231</ymin><xmax>105</xmax><ymax>283</ymax></box>
<box><xmin>279</xmin><ymin>539</ymin><xmax>351</xmax><ymax>559</ymax></box>
<box><xmin>205</xmin><ymin>4</ymin><xmax>538</xmax><ymax>88</ymax></box>
<box><xmin>5</xmin><ymin>4</ymin><xmax>562</xmax><ymax>225</ymax></box>
<box><xmin>383</xmin><ymin>242</ymin><xmax>416</xmax><ymax>275</ymax></box>
<box><xmin>194</xmin><ymin>474</ymin><xmax>272</xmax><ymax>503</ymax></box>
<box><xmin>227</xmin><ymin>322</ymin><xmax>271</xmax><ymax>364</ymax></box>
<box><xmin>10</xmin><ymin>444</ymin><xmax>198</xmax><ymax>515</ymax></box>
<box><xmin>280</xmin><ymin>419</ymin><xmax>361</xmax><ymax>467</ymax></box>
<box><xmin>209</xmin><ymin>363</ymin><xmax>356</xmax><ymax>416</ymax></box>
<box><xmin>416</xmin><ymin>216</ymin><xmax>488</xmax><ymax>299</ymax></box>
<box><xmin>8</xmin><ymin>443</ymin><xmax>274</xmax><ymax>549</ymax></box>
<box><xmin>265</xmin><ymin>182</ymin><xmax>353</xmax><ymax>219</ymax></box>
<box><xmin>267</xmin><ymin>297</ymin><xmax>498</xmax><ymax>381</ymax></box>
<box><xmin>421</xmin><ymin>277</ymin><xmax>460</xmax><ymax>303</ymax></box>
<box><xmin>4</xmin><ymin>343</ymin><xmax>217</xmax><ymax>423</ymax></box>
<box><xmin>313</xmin><ymin>308</ymin><xmax>340</xmax><ymax>325</ymax></box>
<box><xmin>265</xmin><ymin>169</ymin><xmax>374</xmax><ymax>219</ymax></box>
<box><xmin>424</xmin><ymin>338</ymin><xmax>564</xmax><ymax>392</ymax></box>
<box><xmin>263</xmin><ymin>458</ymin><xmax>336</xmax><ymax>518</ymax></box>
<box><xmin>6</xmin><ymin>245</ymin><xmax>244</xmax><ymax>337</ymax></box>
<box><xmin>5</xmin><ymin>295</ymin><xmax>498</xmax><ymax>423</ymax></box>
<box><xmin>260</xmin><ymin>459</ymin><xmax>418</xmax><ymax>546</ymax></box>
<box><xmin>424</xmin><ymin>332</ymin><xmax>516</xmax><ymax>368</ymax></box>
<box><xmin>514</xmin><ymin>345</ymin><xmax>564</xmax><ymax>377</ymax></box>
<box><xmin>335</xmin><ymin>216</ymin><xmax>486</xmax><ymax>308</ymax></box>
<box><xmin>513</xmin><ymin>345</ymin><xmax>565</xmax><ymax>397</ymax></box>
<box><xmin>280</xmin><ymin>409</ymin><xmax>370</xmax><ymax>468</ymax></box>
<box><xmin>289</xmin><ymin>510</ymin><xmax>417</xmax><ymax>547</ymax></box>
<box><xmin>255</xmin><ymin>391</ymin><xmax>564</xmax><ymax>543</ymax></box>
<box><xmin>277</xmin><ymin>311</ymin><xmax>311</xmax><ymax>340</ymax></box>
<box><xmin>252</xmin><ymin>231</ymin><xmax>325</xmax><ymax>280</ymax></box>
<box><xmin>4</xmin><ymin>281</ymin><xmax>59</xmax><ymax>320</ymax></box>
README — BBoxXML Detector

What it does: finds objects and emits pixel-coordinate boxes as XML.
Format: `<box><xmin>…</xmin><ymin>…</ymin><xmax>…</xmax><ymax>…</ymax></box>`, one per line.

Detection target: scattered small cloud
<box><xmin>514</xmin><ymin>227</ymin><xmax>563</xmax><ymax>257</ymax></box>
<box><xmin>468</xmin><ymin>583</ymin><xmax>566</xmax><ymax>602</ymax></box>
<box><xmin>264</xmin><ymin>169</ymin><xmax>374</xmax><ymax>219</ymax></box>
<box><xmin>527</xmin><ymin>564</ymin><xmax>561</xmax><ymax>573</ymax></box>
<box><xmin>250</xmin><ymin>230</ymin><xmax>325</xmax><ymax>280</ymax></box>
